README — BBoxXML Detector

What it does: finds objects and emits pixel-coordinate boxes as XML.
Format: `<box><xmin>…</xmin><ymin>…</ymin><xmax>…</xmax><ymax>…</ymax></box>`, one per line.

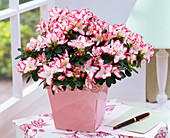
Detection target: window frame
<box><xmin>0</xmin><ymin>0</ymin><xmax>55</xmax><ymax>126</ymax></box>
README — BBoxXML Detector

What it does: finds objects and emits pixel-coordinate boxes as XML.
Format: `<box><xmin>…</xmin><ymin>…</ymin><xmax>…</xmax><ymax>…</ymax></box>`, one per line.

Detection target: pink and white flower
<box><xmin>38</xmin><ymin>65</ymin><xmax>54</xmax><ymax>85</ymax></box>
<box><xmin>66</xmin><ymin>70</ymin><xmax>73</xmax><ymax>77</ymax></box>
<box><xmin>22</xmin><ymin>57</ymin><xmax>38</xmax><ymax>73</ymax></box>
<box><xmin>60</xmin><ymin>50</ymin><xmax>71</xmax><ymax>72</ymax></box>
<box><xmin>16</xmin><ymin>61</ymin><xmax>26</xmax><ymax>73</ymax></box>
<box><xmin>92</xmin><ymin>46</ymin><xmax>103</xmax><ymax>56</ymax></box>
<box><xmin>141</xmin><ymin>43</ymin><xmax>154</xmax><ymax>63</ymax></box>
<box><xmin>73</xmin><ymin>66</ymin><xmax>81</xmax><ymax>78</ymax></box>
<box><xmin>73</xmin><ymin>20</ymin><xmax>87</xmax><ymax>35</ymax></box>
<box><xmin>45</xmin><ymin>31</ymin><xmax>67</xmax><ymax>46</ymax></box>
<box><xmin>26</xmin><ymin>37</ymin><xmax>37</xmax><ymax>51</ymax></box>
<box><xmin>36</xmin><ymin>19</ymin><xmax>49</xmax><ymax>33</ymax></box>
<box><xmin>110</xmin><ymin>40</ymin><xmax>127</xmax><ymax>63</ymax></box>
<box><xmin>35</xmin><ymin>35</ymin><xmax>47</xmax><ymax>51</ymax></box>
<box><xmin>67</xmin><ymin>35</ymin><xmax>94</xmax><ymax>51</ymax></box>
<box><xmin>37</xmin><ymin>52</ymin><xmax>47</xmax><ymax>65</ymax></box>
<box><xmin>57</xmin><ymin>75</ymin><xmax>65</xmax><ymax>81</ymax></box>
<box><xmin>85</xmin><ymin>76</ymin><xmax>95</xmax><ymax>89</ymax></box>
<box><xmin>95</xmin><ymin>64</ymin><xmax>112</xmax><ymax>79</ymax></box>
<box><xmin>52</xmin><ymin>85</ymin><xmax>64</xmax><ymax>93</ymax></box>
<box><xmin>127</xmin><ymin>54</ymin><xmax>137</xmax><ymax>64</ymax></box>
<box><xmin>84</xmin><ymin>59</ymin><xmax>99</xmax><ymax>79</ymax></box>
<box><xmin>112</xmin><ymin>66</ymin><xmax>121</xmax><ymax>78</ymax></box>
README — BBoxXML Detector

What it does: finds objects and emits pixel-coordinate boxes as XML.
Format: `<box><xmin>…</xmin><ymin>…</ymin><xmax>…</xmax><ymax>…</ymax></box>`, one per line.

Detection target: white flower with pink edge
<box><xmin>16</xmin><ymin>61</ymin><xmax>26</xmax><ymax>73</ymax></box>
<box><xmin>22</xmin><ymin>57</ymin><xmax>38</xmax><ymax>73</ymax></box>
<box><xmin>95</xmin><ymin>64</ymin><xmax>112</xmax><ymax>79</ymax></box>
<box><xmin>112</xmin><ymin>66</ymin><xmax>121</xmax><ymax>78</ymax></box>
<box><xmin>67</xmin><ymin>35</ymin><xmax>94</xmax><ymax>51</ymax></box>
<box><xmin>141</xmin><ymin>43</ymin><xmax>154</xmax><ymax>63</ymax></box>
<box><xmin>60</xmin><ymin>50</ymin><xmax>71</xmax><ymax>72</ymax></box>
<box><xmin>52</xmin><ymin>85</ymin><xmax>64</xmax><ymax>94</ymax></box>
<box><xmin>26</xmin><ymin>37</ymin><xmax>37</xmax><ymax>51</ymax></box>
<box><xmin>110</xmin><ymin>40</ymin><xmax>127</xmax><ymax>63</ymax></box>
<box><xmin>85</xmin><ymin>76</ymin><xmax>95</xmax><ymax>89</ymax></box>
<box><xmin>38</xmin><ymin>65</ymin><xmax>54</xmax><ymax>85</ymax></box>
<box><xmin>84</xmin><ymin>59</ymin><xmax>99</xmax><ymax>79</ymax></box>
<box><xmin>36</xmin><ymin>19</ymin><xmax>49</xmax><ymax>33</ymax></box>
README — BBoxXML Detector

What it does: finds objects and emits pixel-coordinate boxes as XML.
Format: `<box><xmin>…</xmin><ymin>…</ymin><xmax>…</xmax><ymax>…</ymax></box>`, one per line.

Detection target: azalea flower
<box><xmin>67</xmin><ymin>35</ymin><xmax>94</xmax><ymax>51</ymax></box>
<box><xmin>52</xmin><ymin>85</ymin><xmax>64</xmax><ymax>93</ymax></box>
<box><xmin>36</xmin><ymin>19</ymin><xmax>49</xmax><ymax>33</ymax></box>
<box><xmin>49</xmin><ymin>7</ymin><xmax>62</xmax><ymax>23</ymax></box>
<box><xmin>22</xmin><ymin>57</ymin><xmax>38</xmax><ymax>73</ymax></box>
<box><xmin>26</xmin><ymin>37</ymin><xmax>37</xmax><ymax>51</ymax></box>
<box><xmin>112</xmin><ymin>66</ymin><xmax>121</xmax><ymax>78</ymax></box>
<box><xmin>38</xmin><ymin>65</ymin><xmax>54</xmax><ymax>85</ymax></box>
<box><xmin>84</xmin><ymin>59</ymin><xmax>99</xmax><ymax>79</ymax></box>
<box><xmin>141</xmin><ymin>43</ymin><xmax>154</xmax><ymax>63</ymax></box>
<box><xmin>127</xmin><ymin>54</ymin><xmax>137</xmax><ymax>64</ymax></box>
<box><xmin>16</xmin><ymin>61</ymin><xmax>26</xmax><ymax>73</ymax></box>
<box><xmin>92</xmin><ymin>46</ymin><xmax>103</xmax><ymax>56</ymax></box>
<box><xmin>35</xmin><ymin>35</ymin><xmax>46</xmax><ymax>51</ymax></box>
<box><xmin>66</xmin><ymin>70</ymin><xmax>73</xmax><ymax>77</ymax></box>
<box><xmin>73</xmin><ymin>20</ymin><xmax>87</xmax><ymax>35</ymax></box>
<box><xmin>73</xmin><ymin>66</ymin><xmax>81</xmax><ymax>78</ymax></box>
<box><xmin>45</xmin><ymin>31</ymin><xmax>67</xmax><ymax>45</ymax></box>
<box><xmin>60</xmin><ymin>50</ymin><xmax>71</xmax><ymax>72</ymax></box>
<box><xmin>37</xmin><ymin>52</ymin><xmax>47</xmax><ymax>65</ymax></box>
<box><xmin>57</xmin><ymin>75</ymin><xmax>65</xmax><ymax>81</ymax></box>
<box><xmin>95</xmin><ymin>65</ymin><xmax>112</xmax><ymax>79</ymax></box>
<box><xmin>110</xmin><ymin>40</ymin><xmax>127</xmax><ymax>63</ymax></box>
<box><xmin>85</xmin><ymin>76</ymin><xmax>95</xmax><ymax>89</ymax></box>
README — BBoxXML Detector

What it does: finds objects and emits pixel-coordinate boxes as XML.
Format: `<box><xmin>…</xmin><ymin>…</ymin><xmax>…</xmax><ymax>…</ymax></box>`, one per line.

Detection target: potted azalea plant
<box><xmin>16</xmin><ymin>7</ymin><xmax>154</xmax><ymax>132</ymax></box>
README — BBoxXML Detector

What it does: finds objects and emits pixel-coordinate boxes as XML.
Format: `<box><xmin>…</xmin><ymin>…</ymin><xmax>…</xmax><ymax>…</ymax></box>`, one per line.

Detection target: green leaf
<box><xmin>85</xmin><ymin>46</ymin><xmax>92</xmax><ymax>52</ymax></box>
<box><xmin>72</xmin><ymin>60</ymin><xmax>79</xmax><ymax>65</ymax></box>
<box><xmin>125</xmin><ymin>70</ymin><xmax>132</xmax><ymax>77</ymax></box>
<box><xmin>95</xmin><ymin>78</ymin><xmax>104</xmax><ymax>84</ymax></box>
<box><xmin>89</xmin><ymin>17</ymin><xmax>93</xmax><ymax>20</ymax></box>
<box><xmin>43</xmin><ymin>83</ymin><xmax>49</xmax><ymax>89</ymax></box>
<box><xmin>17</xmin><ymin>48</ymin><xmax>25</xmax><ymax>52</ymax></box>
<box><xmin>120</xmin><ymin>71</ymin><xmax>126</xmax><ymax>79</ymax></box>
<box><xmin>79</xmin><ymin>56</ymin><xmax>86</xmax><ymax>64</ymax></box>
<box><xmin>102</xmin><ymin>29</ymin><xmax>107</xmax><ymax>34</ymax></box>
<box><xmin>38</xmin><ymin>80</ymin><xmax>45</xmax><ymax>87</ymax></box>
<box><xmin>63</xmin><ymin>86</ymin><xmax>66</xmax><ymax>91</ymax></box>
<box><xmin>53</xmin><ymin>80</ymin><xmax>61</xmax><ymax>86</ymax></box>
<box><xmin>75</xmin><ymin>81</ymin><xmax>81</xmax><ymax>87</ymax></box>
<box><xmin>26</xmin><ymin>76</ymin><xmax>31</xmax><ymax>83</ymax></box>
<box><xmin>132</xmin><ymin>68</ymin><xmax>138</xmax><ymax>74</ymax></box>
<box><xmin>104</xmin><ymin>59</ymin><xmax>112</xmax><ymax>64</ymax></box>
<box><xmin>101</xmin><ymin>53</ymin><xmax>110</xmax><ymax>60</ymax></box>
<box><xmin>84</xmin><ymin>26</ymin><xmax>88</xmax><ymax>32</ymax></box>
<box><xmin>32</xmin><ymin>73</ymin><xmax>39</xmax><ymax>81</ymax></box>
<box><xmin>52</xmin><ymin>90</ymin><xmax>55</xmax><ymax>95</ymax></box>
<box><xmin>60</xmin><ymin>79</ymin><xmax>68</xmax><ymax>86</ymax></box>
<box><xmin>84</xmin><ymin>54</ymin><xmax>92</xmax><ymax>60</ymax></box>
<box><xmin>70</xmin><ymin>82</ymin><xmax>75</xmax><ymax>91</ymax></box>
<box><xmin>112</xmin><ymin>78</ymin><xmax>116</xmax><ymax>84</ymax></box>
<box><xmin>106</xmin><ymin>77</ymin><xmax>112</xmax><ymax>87</ymax></box>
<box><xmin>77</xmin><ymin>85</ymin><xmax>83</xmax><ymax>90</ymax></box>
<box><xmin>54</xmin><ymin>48</ymin><xmax>62</xmax><ymax>54</ymax></box>
<box><xmin>15</xmin><ymin>54</ymin><xmax>28</xmax><ymax>60</ymax></box>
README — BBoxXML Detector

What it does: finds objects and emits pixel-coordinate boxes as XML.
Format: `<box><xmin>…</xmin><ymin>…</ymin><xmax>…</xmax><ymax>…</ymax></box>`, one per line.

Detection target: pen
<box><xmin>113</xmin><ymin>112</ymin><xmax>150</xmax><ymax>130</ymax></box>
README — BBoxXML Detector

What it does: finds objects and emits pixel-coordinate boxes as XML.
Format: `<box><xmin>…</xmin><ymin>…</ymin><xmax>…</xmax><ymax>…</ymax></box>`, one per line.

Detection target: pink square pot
<box><xmin>47</xmin><ymin>84</ymin><xmax>108</xmax><ymax>132</ymax></box>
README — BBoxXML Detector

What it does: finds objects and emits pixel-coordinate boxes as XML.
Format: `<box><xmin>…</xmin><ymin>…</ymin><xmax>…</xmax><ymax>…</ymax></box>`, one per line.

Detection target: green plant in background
<box><xmin>0</xmin><ymin>0</ymin><xmax>8</xmax><ymax>10</ymax></box>
<box><xmin>0</xmin><ymin>21</ymin><xmax>35</xmax><ymax>78</ymax></box>
<box><xmin>0</xmin><ymin>0</ymin><xmax>40</xmax><ymax>78</ymax></box>
<box><xmin>0</xmin><ymin>21</ymin><xmax>11</xmax><ymax>78</ymax></box>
